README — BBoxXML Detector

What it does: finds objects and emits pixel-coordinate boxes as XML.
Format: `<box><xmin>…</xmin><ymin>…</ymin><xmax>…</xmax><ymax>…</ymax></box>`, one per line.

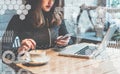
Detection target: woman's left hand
<box><xmin>56</xmin><ymin>36</ymin><xmax>71</xmax><ymax>46</ymax></box>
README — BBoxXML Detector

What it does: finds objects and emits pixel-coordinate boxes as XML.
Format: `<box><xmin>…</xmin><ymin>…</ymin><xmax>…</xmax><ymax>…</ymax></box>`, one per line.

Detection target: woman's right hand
<box><xmin>18</xmin><ymin>39</ymin><xmax>36</xmax><ymax>55</ymax></box>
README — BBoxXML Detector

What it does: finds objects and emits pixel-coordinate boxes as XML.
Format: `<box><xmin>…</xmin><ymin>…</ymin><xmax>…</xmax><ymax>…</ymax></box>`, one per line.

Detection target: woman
<box><xmin>2</xmin><ymin>0</ymin><xmax>72</xmax><ymax>55</ymax></box>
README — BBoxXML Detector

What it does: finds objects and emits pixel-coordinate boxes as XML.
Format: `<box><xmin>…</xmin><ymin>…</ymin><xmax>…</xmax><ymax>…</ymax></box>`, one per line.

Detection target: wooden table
<box><xmin>10</xmin><ymin>47</ymin><xmax>120</xmax><ymax>74</ymax></box>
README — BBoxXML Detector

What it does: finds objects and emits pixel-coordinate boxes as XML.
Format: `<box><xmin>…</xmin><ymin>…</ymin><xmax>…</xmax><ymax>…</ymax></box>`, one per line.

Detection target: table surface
<box><xmin>6</xmin><ymin>47</ymin><xmax>119</xmax><ymax>74</ymax></box>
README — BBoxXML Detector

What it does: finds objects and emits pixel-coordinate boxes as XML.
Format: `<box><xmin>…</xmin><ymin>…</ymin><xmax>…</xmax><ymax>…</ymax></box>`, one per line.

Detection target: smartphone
<box><xmin>58</xmin><ymin>34</ymin><xmax>72</xmax><ymax>40</ymax></box>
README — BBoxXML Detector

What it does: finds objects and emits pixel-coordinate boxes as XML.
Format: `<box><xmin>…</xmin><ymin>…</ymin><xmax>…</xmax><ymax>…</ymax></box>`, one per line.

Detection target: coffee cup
<box><xmin>27</xmin><ymin>50</ymin><xmax>46</xmax><ymax>62</ymax></box>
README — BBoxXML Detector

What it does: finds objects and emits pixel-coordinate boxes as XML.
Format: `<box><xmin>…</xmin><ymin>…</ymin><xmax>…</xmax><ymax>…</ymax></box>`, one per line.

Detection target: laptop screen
<box><xmin>98</xmin><ymin>25</ymin><xmax>117</xmax><ymax>50</ymax></box>
<box><xmin>92</xmin><ymin>25</ymin><xmax>118</xmax><ymax>57</ymax></box>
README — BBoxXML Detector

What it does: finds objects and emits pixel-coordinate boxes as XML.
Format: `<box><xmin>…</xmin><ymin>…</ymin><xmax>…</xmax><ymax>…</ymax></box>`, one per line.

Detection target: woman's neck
<box><xmin>42</xmin><ymin>10</ymin><xmax>49</xmax><ymax>18</ymax></box>
<box><xmin>42</xmin><ymin>10</ymin><xmax>52</xmax><ymax>23</ymax></box>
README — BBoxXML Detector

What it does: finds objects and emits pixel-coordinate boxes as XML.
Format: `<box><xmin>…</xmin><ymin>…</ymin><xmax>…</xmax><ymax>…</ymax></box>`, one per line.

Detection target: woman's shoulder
<box><xmin>13</xmin><ymin>14</ymin><xmax>19</xmax><ymax>17</ymax></box>
<box><xmin>11</xmin><ymin>15</ymin><xmax>21</xmax><ymax>21</ymax></box>
<box><xmin>8</xmin><ymin>15</ymin><xmax>23</xmax><ymax>29</ymax></box>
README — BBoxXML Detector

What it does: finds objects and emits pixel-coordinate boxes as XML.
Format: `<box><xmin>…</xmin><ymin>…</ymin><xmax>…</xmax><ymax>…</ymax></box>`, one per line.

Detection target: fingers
<box><xmin>56</xmin><ymin>40</ymin><xmax>68</xmax><ymax>46</ymax></box>
<box><xmin>28</xmin><ymin>39</ymin><xmax>36</xmax><ymax>48</ymax></box>
<box><xmin>21</xmin><ymin>40</ymin><xmax>32</xmax><ymax>49</ymax></box>
<box><xmin>21</xmin><ymin>39</ymin><xmax>36</xmax><ymax>49</ymax></box>
<box><xmin>56</xmin><ymin>36</ymin><xmax>63</xmax><ymax>40</ymax></box>
<box><xmin>18</xmin><ymin>39</ymin><xmax>36</xmax><ymax>54</ymax></box>
<box><xmin>18</xmin><ymin>45</ymin><xmax>28</xmax><ymax>54</ymax></box>
<box><xmin>56</xmin><ymin>36</ymin><xmax>71</xmax><ymax>46</ymax></box>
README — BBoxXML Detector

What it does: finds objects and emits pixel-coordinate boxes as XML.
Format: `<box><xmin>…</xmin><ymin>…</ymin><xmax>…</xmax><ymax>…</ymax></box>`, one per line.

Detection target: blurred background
<box><xmin>0</xmin><ymin>0</ymin><xmax>120</xmax><ymax>39</ymax></box>
<box><xmin>0</xmin><ymin>0</ymin><xmax>120</xmax><ymax>46</ymax></box>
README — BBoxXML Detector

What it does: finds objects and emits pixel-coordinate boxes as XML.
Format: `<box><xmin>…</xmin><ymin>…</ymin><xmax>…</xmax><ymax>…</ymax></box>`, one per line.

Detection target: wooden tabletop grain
<box><xmin>13</xmin><ymin>48</ymin><xmax>120</xmax><ymax>74</ymax></box>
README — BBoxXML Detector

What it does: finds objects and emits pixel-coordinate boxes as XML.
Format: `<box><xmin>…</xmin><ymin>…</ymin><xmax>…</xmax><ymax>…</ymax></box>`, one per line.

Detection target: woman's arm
<box><xmin>57</xmin><ymin>20</ymin><xmax>73</xmax><ymax>45</ymax></box>
<box><xmin>59</xmin><ymin>20</ymin><xmax>68</xmax><ymax>36</ymax></box>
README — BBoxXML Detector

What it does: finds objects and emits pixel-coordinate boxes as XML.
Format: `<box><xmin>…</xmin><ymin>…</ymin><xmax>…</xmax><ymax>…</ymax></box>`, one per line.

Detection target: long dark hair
<box><xmin>26</xmin><ymin>0</ymin><xmax>63</xmax><ymax>28</ymax></box>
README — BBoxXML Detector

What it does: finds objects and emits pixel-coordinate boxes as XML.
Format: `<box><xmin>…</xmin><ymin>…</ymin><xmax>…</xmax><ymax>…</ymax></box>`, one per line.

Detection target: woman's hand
<box><xmin>56</xmin><ymin>36</ymin><xmax>71</xmax><ymax>46</ymax></box>
<box><xmin>18</xmin><ymin>39</ymin><xmax>36</xmax><ymax>55</ymax></box>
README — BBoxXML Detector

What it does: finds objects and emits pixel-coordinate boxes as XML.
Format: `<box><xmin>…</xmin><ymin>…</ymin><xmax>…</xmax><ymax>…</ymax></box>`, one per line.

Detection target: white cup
<box><xmin>28</xmin><ymin>50</ymin><xmax>46</xmax><ymax>62</ymax></box>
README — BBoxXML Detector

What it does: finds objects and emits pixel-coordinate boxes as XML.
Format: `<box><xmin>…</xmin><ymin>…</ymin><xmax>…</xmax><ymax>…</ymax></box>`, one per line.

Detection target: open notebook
<box><xmin>59</xmin><ymin>25</ymin><xmax>118</xmax><ymax>58</ymax></box>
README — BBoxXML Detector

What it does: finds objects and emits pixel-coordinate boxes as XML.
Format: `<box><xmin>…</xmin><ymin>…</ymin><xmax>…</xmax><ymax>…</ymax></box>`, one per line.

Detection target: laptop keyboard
<box><xmin>74</xmin><ymin>46</ymin><xmax>97</xmax><ymax>55</ymax></box>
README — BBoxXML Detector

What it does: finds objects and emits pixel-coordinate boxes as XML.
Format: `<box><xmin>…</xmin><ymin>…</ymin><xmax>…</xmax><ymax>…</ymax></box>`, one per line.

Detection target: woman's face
<box><xmin>41</xmin><ymin>0</ymin><xmax>55</xmax><ymax>12</ymax></box>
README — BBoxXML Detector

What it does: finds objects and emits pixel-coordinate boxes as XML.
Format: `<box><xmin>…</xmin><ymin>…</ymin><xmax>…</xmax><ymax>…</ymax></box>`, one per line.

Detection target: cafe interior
<box><xmin>1</xmin><ymin>0</ymin><xmax>120</xmax><ymax>74</ymax></box>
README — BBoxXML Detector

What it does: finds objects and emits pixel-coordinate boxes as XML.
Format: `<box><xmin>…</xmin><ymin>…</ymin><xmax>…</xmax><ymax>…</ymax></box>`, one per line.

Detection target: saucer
<box><xmin>27</xmin><ymin>56</ymin><xmax>50</xmax><ymax>65</ymax></box>
<box><xmin>17</xmin><ymin>55</ymin><xmax>50</xmax><ymax>65</ymax></box>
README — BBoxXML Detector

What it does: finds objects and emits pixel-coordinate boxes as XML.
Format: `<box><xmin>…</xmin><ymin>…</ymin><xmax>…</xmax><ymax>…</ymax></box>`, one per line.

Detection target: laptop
<box><xmin>59</xmin><ymin>25</ymin><xmax>118</xmax><ymax>59</ymax></box>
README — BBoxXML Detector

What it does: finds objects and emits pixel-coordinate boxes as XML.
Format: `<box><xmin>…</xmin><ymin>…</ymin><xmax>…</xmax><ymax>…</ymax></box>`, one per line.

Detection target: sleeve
<box><xmin>59</xmin><ymin>20</ymin><xmax>73</xmax><ymax>45</ymax></box>
<box><xmin>2</xmin><ymin>15</ymin><xmax>20</xmax><ymax>54</ymax></box>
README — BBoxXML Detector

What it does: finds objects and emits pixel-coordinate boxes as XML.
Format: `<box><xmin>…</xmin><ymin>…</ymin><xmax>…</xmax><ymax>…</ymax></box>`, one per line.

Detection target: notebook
<box><xmin>59</xmin><ymin>25</ymin><xmax>118</xmax><ymax>58</ymax></box>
